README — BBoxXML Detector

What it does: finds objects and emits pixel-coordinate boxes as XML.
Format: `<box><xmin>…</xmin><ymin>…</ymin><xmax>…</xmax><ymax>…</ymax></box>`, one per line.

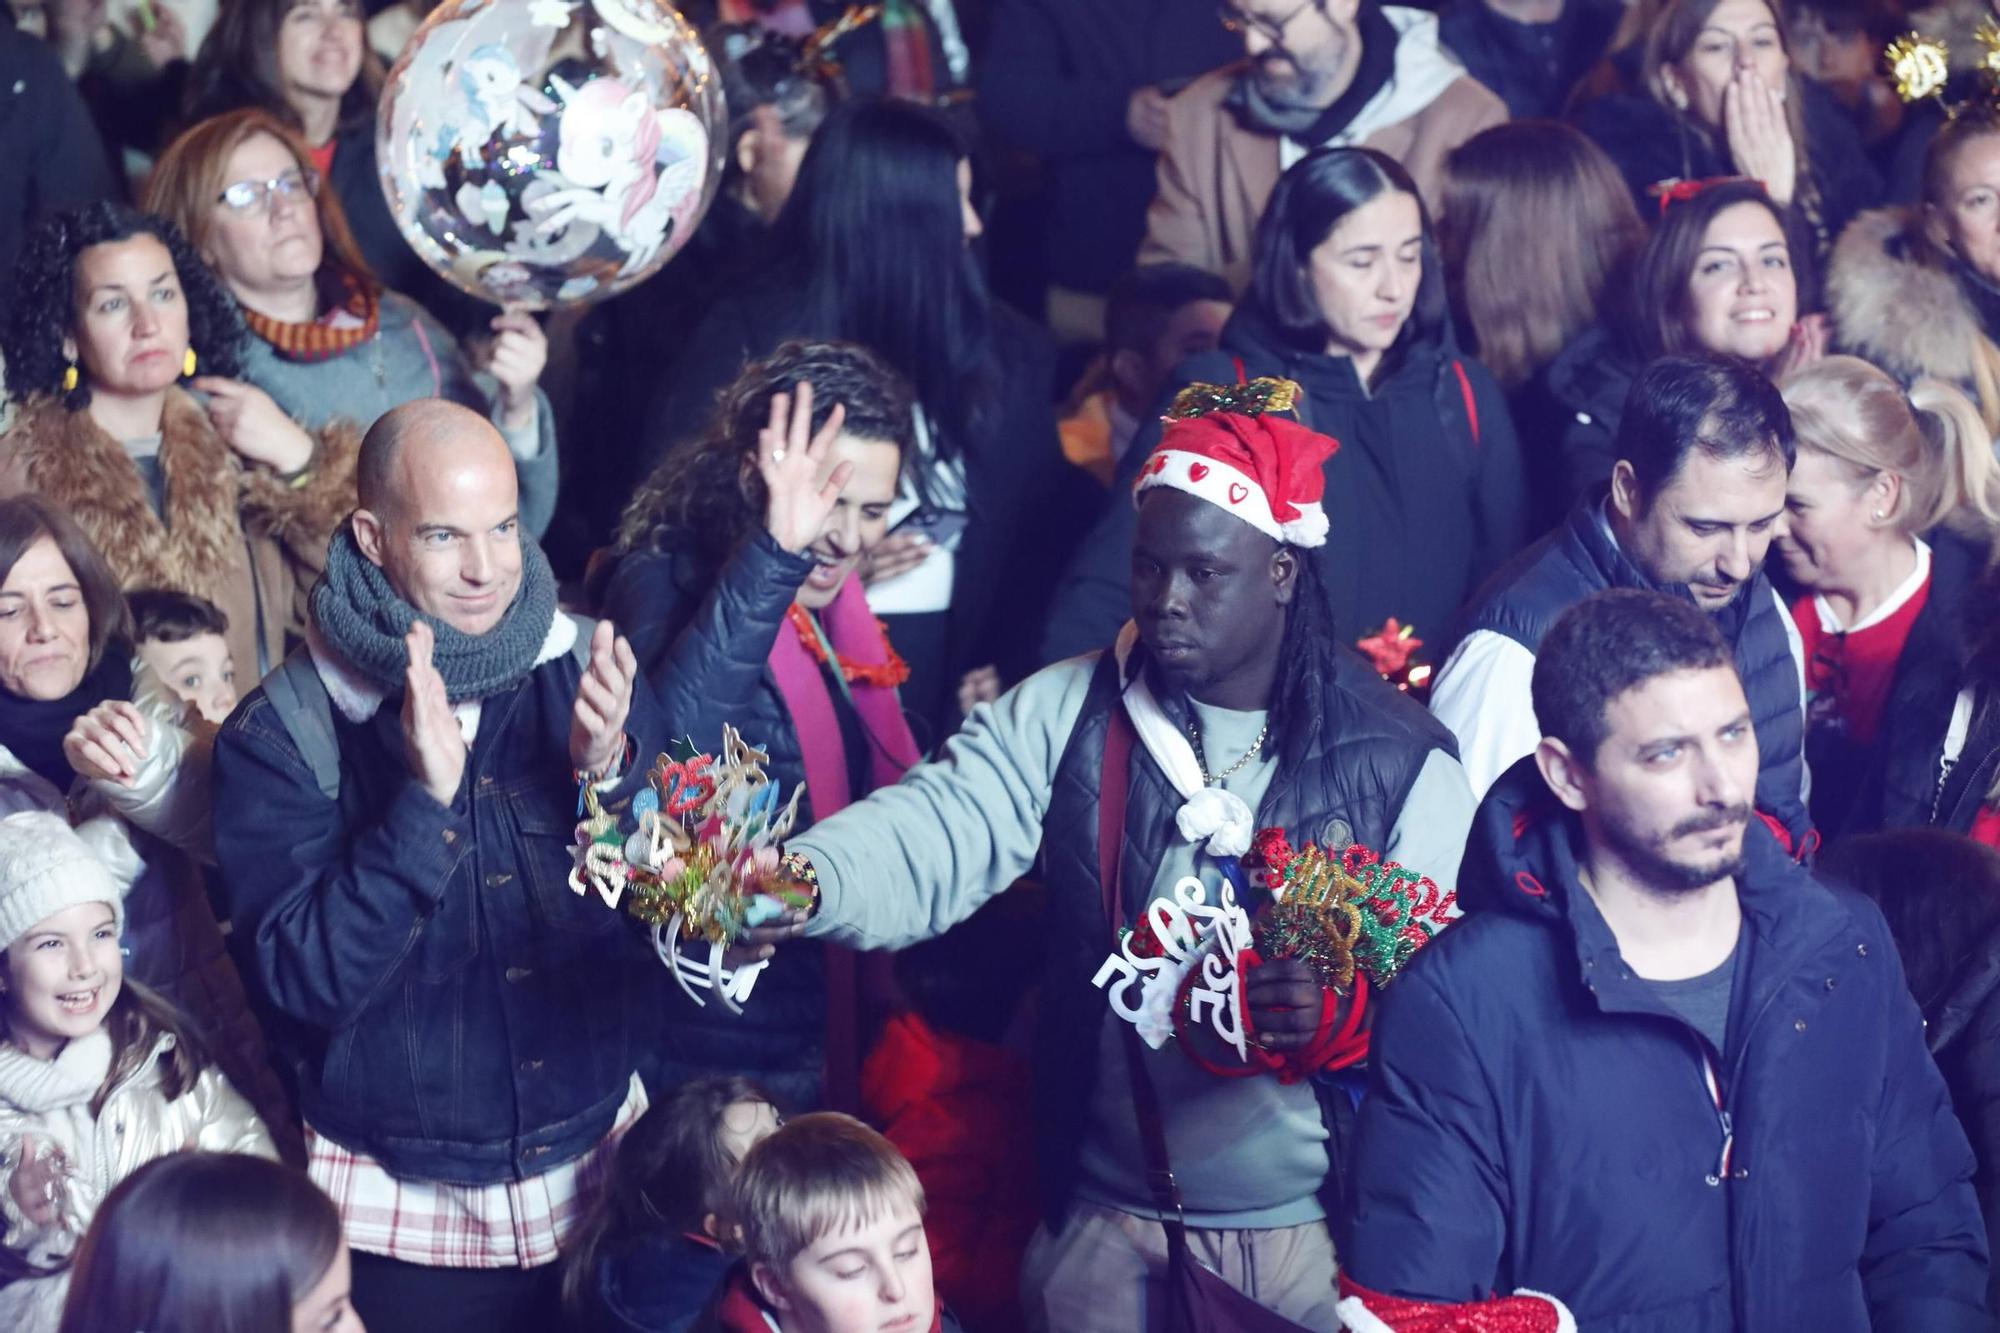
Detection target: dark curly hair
<box><xmin>3</xmin><ymin>203</ymin><xmax>248</xmax><ymax>411</ymax></box>
<box><xmin>612</xmin><ymin>339</ymin><xmax>914</xmax><ymax>589</ymax></box>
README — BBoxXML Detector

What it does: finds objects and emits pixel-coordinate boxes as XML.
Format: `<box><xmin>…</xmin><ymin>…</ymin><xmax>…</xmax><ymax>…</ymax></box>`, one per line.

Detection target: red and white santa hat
<box><xmin>1132</xmin><ymin>380</ymin><xmax>1338</xmax><ymax>548</ymax></box>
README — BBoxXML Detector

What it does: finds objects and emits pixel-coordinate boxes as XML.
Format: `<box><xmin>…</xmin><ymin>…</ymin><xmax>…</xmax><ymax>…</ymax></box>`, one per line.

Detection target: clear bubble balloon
<box><xmin>376</xmin><ymin>0</ymin><xmax>726</xmax><ymax>309</ymax></box>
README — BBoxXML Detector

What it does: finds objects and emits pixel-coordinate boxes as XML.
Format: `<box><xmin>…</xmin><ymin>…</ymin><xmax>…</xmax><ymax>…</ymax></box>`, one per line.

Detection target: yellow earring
<box><xmin>60</xmin><ymin>362</ymin><xmax>78</xmax><ymax>393</ymax></box>
<box><xmin>182</xmin><ymin>347</ymin><xmax>197</xmax><ymax>378</ymax></box>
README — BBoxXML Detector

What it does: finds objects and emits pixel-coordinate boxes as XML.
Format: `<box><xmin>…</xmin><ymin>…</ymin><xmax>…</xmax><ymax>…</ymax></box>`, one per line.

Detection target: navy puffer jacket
<box><xmin>1341</xmin><ymin>757</ymin><xmax>1990</xmax><ymax>1331</ymax></box>
<box><xmin>1448</xmin><ymin>496</ymin><xmax>1810</xmax><ymax>845</ymax></box>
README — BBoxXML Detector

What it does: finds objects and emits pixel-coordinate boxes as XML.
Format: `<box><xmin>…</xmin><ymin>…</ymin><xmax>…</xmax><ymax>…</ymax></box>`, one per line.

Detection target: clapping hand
<box><xmin>1723</xmin><ymin>65</ymin><xmax>1797</xmax><ymax>208</ymax></box>
<box><xmin>192</xmin><ymin>376</ymin><xmax>315</xmax><ymax>474</ymax></box>
<box><xmin>63</xmin><ymin>700</ymin><xmax>151</xmax><ymax>788</ymax></box>
<box><xmin>569</xmin><ymin>620</ymin><xmax>637</xmax><ymax>778</ymax></box>
<box><xmin>760</xmin><ymin>381</ymin><xmax>853</xmax><ymax>555</ymax></box>
<box><xmin>8</xmin><ymin>1136</ymin><xmax>70</xmax><ymax>1230</ymax></box>
<box><xmin>401</xmin><ymin>621</ymin><xmax>466</xmax><ymax>807</ymax></box>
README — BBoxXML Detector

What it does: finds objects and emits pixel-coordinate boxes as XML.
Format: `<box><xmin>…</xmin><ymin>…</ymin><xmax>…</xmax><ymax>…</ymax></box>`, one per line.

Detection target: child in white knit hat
<box><xmin>0</xmin><ymin>810</ymin><xmax>275</xmax><ymax>1333</ymax></box>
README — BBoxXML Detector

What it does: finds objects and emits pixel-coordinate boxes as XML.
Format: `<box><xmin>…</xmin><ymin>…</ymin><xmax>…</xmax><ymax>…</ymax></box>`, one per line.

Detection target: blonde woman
<box><xmin>1775</xmin><ymin>355</ymin><xmax>2000</xmax><ymax>837</ymax></box>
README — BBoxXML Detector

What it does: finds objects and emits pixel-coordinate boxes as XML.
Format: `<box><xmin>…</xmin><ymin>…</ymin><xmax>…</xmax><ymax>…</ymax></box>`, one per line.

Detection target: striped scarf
<box><xmin>239</xmin><ymin>268</ymin><xmax>381</xmax><ymax>363</ymax></box>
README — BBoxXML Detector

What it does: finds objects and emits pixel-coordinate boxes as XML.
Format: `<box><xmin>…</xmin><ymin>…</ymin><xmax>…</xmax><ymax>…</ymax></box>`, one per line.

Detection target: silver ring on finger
<box><xmin>771</xmin><ymin>449</ymin><xmax>787</xmax><ymax>461</ymax></box>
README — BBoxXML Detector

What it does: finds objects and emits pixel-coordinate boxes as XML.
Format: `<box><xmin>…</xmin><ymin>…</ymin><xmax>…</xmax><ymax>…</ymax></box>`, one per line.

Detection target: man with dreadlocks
<box><xmin>760</xmin><ymin>381</ymin><xmax>1475</xmax><ymax>1332</ymax></box>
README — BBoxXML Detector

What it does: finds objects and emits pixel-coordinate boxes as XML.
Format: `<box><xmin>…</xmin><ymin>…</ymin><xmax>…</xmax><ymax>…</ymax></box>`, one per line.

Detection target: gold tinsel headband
<box><xmin>1164</xmin><ymin>376</ymin><xmax>1302</xmax><ymax>421</ymax></box>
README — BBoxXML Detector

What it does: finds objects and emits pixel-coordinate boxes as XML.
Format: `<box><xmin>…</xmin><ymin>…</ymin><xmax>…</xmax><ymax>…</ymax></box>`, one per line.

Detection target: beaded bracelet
<box><xmin>779</xmin><ymin>851</ymin><xmax>821</xmax><ymax>909</ymax></box>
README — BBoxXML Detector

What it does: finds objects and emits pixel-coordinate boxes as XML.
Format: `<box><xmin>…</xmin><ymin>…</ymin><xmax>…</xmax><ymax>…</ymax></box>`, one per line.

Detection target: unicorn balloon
<box><xmin>375</xmin><ymin>0</ymin><xmax>724</xmax><ymax>307</ymax></box>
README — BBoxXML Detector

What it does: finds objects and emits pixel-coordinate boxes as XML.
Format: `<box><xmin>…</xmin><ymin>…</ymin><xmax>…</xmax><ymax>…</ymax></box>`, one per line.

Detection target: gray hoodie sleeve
<box><xmin>795</xmin><ymin>656</ymin><xmax>1097</xmax><ymax>952</ymax></box>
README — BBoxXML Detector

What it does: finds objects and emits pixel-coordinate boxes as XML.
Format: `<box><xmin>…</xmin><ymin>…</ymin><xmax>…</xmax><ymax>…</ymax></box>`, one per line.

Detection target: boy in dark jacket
<box><xmin>1340</xmin><ymin>588</ymin><xmax>1989</xmax><ymax>1332</ymax></box>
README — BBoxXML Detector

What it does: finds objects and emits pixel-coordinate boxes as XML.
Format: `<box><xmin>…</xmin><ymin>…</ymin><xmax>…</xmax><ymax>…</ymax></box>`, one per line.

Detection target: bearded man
<box><xmin>1336</xmin><ymin>589</ymin><xmax>1989</xmax><ymax>1332</ymax></box>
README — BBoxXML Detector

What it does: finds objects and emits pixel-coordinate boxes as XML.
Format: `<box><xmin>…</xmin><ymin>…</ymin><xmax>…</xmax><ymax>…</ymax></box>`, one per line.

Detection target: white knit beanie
<box><xmin>0</xmin><ymin>811</ymin><xmax>134</xmax><ymax>953</ymax></box>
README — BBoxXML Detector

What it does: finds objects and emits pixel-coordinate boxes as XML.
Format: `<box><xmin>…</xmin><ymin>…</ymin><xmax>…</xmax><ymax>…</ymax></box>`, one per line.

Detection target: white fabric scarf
<box><xmin>1114</xmin><ymin>623</ymin><xmax>1258</xmax><ymax>857</ymax></box>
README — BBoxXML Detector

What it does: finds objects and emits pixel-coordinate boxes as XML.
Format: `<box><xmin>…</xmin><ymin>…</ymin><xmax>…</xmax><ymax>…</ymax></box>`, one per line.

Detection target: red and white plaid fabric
<box><xmin>306</xmin><ymin>1073</ymin><xmax>647</xmax><ymax>1269</ymax></box>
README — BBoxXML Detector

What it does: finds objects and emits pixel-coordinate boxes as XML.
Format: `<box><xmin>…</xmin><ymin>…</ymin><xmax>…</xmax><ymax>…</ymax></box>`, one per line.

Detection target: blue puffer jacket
<box><xmin>1449</xmin><ymin>496</ymin><xmax>1811</xmax><ymax>846</ymax></box>
<box><xmin>1341</xmin><ymin>758</ymin><xmax>1990</xmax><ymax>1331</ymax></box>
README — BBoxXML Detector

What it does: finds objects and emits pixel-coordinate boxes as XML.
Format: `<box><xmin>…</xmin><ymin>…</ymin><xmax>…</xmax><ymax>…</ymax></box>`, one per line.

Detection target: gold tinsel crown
<box><xmin>1164</xmin><ymin>376</ymin><xmax>1302</xmax><ymax>421</ymax></box>
<box><xmin>1886</xmin><ymin>22</ymin><xmax>2000</xmax><ymax>116</ymax></box>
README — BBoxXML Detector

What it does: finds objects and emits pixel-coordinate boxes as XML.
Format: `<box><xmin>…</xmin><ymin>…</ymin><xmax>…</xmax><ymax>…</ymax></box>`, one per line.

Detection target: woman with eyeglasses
<box><xmin>181</xmin><ymin>0</ymin><xmax>424</xmax><ymax>305</ymax></box>
<box><xmin>1773</xmin><ymin>356</ymin><xmax>2000</xmax><ymax>841</ymax></box>
<box><xmin>145</xmin><ymin>107</ymin><xmax>561</xmax><ymax>538</ymax></box>
<box><xmin>0</xmin><ymin>201</ymin><xmax>360</xmax><ymax>683</ymax></box>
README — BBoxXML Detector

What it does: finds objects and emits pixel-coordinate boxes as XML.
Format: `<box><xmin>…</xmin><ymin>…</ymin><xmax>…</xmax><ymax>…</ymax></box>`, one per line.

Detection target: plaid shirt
<box><xmin>306</xmin><ymin>1074</ymin><xmax>648</xmax><ymax>1268</ymax></box>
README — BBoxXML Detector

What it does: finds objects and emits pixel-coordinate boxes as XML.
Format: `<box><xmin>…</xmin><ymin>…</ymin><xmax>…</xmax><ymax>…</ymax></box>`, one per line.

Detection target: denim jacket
<box><xmin>213</xmin><ymin>644</ymin><xmax>668</xmax><ymax>1185</ymax></box>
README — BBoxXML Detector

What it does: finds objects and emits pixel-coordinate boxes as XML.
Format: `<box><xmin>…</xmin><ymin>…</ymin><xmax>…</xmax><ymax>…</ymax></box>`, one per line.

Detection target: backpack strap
<box><xmin>262</xmin><ymin>648</ymin><xmax>342</xmax><ymax>803</ymax></box>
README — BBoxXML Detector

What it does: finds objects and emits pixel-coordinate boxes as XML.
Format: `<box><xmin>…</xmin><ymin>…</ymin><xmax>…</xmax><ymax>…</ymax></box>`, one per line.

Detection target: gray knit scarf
<box><xmin>311</xmin><ymin>526</ymin><xmax>558</xmax><ymax>703</ymax></box>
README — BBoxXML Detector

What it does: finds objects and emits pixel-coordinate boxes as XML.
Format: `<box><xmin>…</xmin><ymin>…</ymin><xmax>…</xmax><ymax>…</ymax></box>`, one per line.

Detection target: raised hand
<box><xmin>570</xmin><ymin>619</ymin><xmax>638</xmax><ymax>777</ymax></box>
<box><xmin>481</xmin><ymin>308</ymin><xmax>547</xmax><ymax>433</ymax></box>
<box><xmin>192</xmin><ymin>376</ymin><xmax>315</xmax><ymax>474</ymax></box>
<box><xmin>760</xmin><ymin>381</ymin><xmax>853</xmax><ymax>555</ymax></box>
<box><xmin>401</xmin><ymin>620</ymin><xmax>466</xmax><ymax>807</ymax></box>
<box><xmin>63</xmin><ymin>700</ymin><xmax>151</xmax><ymax>787</ymax></box>
<box><xmin>1768</xmin><ymin>311</ymin><xmax>1828</xmax><ymax>382</ymax></box>
<box><xmin>1723</xmin><ymin>66</ymin><xmax>1797</xmax><ymax>208</ymax></box>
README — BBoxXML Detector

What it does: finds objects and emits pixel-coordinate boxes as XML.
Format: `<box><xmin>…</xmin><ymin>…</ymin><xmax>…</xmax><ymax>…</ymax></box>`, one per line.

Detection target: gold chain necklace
<box><xmin>1185</xmin><ymin>714</ymin><xmax>1270</xmax><ymax>786</ymax></box>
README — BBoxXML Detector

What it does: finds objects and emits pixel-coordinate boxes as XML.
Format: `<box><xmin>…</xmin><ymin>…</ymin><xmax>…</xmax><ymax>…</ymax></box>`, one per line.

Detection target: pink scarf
<box><xmin>767</xmin><ymin>575</ymin><xmax>920</xmax><ymax>817</ymax></box>
<box><xmin>767</xmin><ymin>575</ymin><xmax>921</xmax><ymax>1112</ymax></box>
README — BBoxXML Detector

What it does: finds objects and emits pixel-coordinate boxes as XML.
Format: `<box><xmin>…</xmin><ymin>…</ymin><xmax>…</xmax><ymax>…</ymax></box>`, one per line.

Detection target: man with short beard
<box><xmin>1139</xmin><ymin>0</ymin><xmax>1504</xmax><ymax>291</ymax></box>
<box><xmin>1429</xmin><ymin>353</ymin><xmax>1811</xmax><ymax>849</ymax></box>
<box><xmin>1335</xmin><ymin>589</ymin><xmax>1989</xmax><ymax>1333</ymax></box>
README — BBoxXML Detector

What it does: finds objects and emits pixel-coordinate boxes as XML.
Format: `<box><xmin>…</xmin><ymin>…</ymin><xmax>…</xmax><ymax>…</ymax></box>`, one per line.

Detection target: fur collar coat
<box><xmin>0</xmin><ymin>389</ymin><xmax>360</xmax><ymax>677</ymax></box>
<box><xmin>1828</xmin><ymin>207</ymin><xmax>1991</xmax><ymax>396</ymax></box>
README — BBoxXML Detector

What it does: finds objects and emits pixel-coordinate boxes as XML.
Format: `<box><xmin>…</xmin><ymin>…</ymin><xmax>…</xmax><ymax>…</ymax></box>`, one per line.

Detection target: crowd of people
<box><xmin>5</xmin><ymin>0</ymin><xmax>2000</xmax><ymax>1329</ymax></box>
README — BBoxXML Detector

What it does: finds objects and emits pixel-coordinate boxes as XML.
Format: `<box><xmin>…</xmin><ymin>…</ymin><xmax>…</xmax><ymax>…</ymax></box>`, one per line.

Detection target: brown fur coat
<box><xmin>0</xmin><ymin>389</ymin><xmax>360</xmax><ymax>677</ymax></box>
<box><xmin>1827</xmin><ymin>207</ymin><xmax>2000</xmax><ymax>432</ymax></box>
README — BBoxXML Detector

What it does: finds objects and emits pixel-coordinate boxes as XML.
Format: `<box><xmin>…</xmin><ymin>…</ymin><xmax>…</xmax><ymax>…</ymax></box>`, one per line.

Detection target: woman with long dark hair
<box><xmin>641</xmin><ymin>97</ymin><xmax>1082</xmax><ymax>745</ymax></box>
<box><xmin>1043</xmin><ymin>145</ymin><xmax>1529</xmax><ymax>671</ymax></box>
<box><xmin>0</xmin><ymin>202</ymin><xmax>360</xmax><ymax>680</ymax></box>
<box><xmin>1542</xmin><ymin>176</ymin><xmax>1821</xmax><ymax>507</ymax></box>
<box><xmin>58</xmin><ymin>1152</ymin><xmax>356</xmax><ymax>1333</ymax></box>
<box><xmin>601</xmin><ymin>339</ymin><xmax>919</xmax><ymax>1112</ymax></box>
<box><xmin>1568</xmin><ymin>0</ymin><xmax>1881</xmax><ymax>264</ymax></box>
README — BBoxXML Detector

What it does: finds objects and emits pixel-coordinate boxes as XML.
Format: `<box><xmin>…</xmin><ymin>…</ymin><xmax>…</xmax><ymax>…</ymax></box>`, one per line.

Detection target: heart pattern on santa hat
<box><xmin>1133</xmin><ymin>394</ymin><xmax>1339</xmax><ymax>548</ymax></box>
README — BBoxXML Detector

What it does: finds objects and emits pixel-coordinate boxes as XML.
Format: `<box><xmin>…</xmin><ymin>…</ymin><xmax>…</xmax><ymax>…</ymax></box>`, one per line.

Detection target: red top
<box><xmin>1791</xmin><ymin>562</ymin><xmax>1932</xmax><ymax>750</ymax></box>
<box><xmin>308</xmin><ymin>138</ymin><xmax>337</xmax><ymax>181</ymax></box>
<box><xmin>1971</xmin><ymin>805</ymin><xmax>2000</xmax><ymax>850</ymax></box>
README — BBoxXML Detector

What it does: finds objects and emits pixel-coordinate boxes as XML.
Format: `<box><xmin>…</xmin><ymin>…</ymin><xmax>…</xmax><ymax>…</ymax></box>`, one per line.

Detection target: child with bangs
<box><xmin>699</xmin><ymin>1112</ymin><xmax>963</xmax><ymax>1333</ymax></box>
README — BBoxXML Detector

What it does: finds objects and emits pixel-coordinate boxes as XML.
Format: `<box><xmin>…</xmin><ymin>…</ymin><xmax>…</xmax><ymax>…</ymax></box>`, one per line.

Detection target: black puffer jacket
<box><xmin>1815</xmin><ymin>527</ymin><xmax>1990</xmax><ymax>843</ymax></box>
<box><xmin>1446</xmin><ymin>498</ymin><xmax>1811</xmax><ymax>845</ymax></box>
<box><xmin>1041</xmin><ymin>305</ymin><xmax>1529</xmax><ymax>665</ymax></box>
<box><xmin>1923</xmin><ymin>924</ymin><xmax>2000</xmax><ymax>1320</ymax></box>
<box><xmin>1034</xmin><ymin>643</ymin><xmax>1459</xmax><ymax>1223</ymax></box>
<box><xmin>1532</xmin><ymin>322</ymin><xmax>1639</xmax><ymax>515</ymax></box>
<box><xmin>600</xmin><ymin>531</ymin><xmax>835</xmax><ymax>1109</ymax></box>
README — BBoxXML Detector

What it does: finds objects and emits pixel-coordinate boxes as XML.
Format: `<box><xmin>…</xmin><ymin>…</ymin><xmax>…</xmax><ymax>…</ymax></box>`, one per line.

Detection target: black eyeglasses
<box><xmin>216</xmin><ymin>168</ymin><xmax>321</xmax><ymax>215</ymax></box>
<box><xmin>1217</xmin><ymin>0</ymin><xmax>1321</xmax><ymax>42</ymax></box>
